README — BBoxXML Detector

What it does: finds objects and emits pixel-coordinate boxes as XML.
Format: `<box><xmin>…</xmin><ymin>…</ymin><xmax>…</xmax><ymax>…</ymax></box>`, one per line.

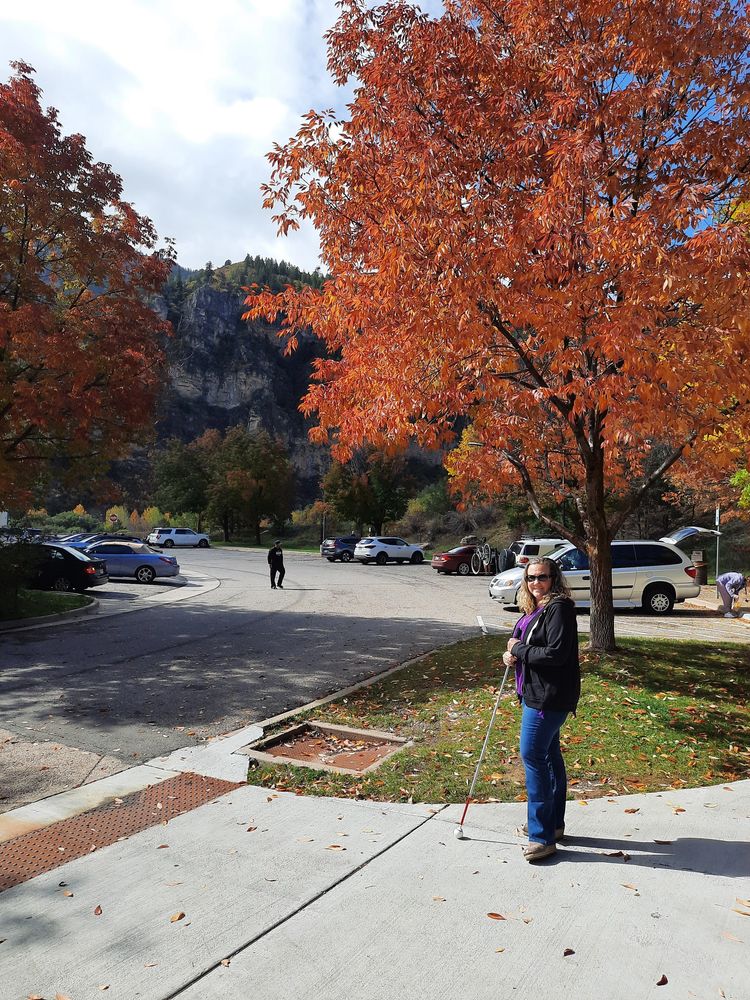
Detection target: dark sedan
<box><xmin>431</xmin><ymin>544</ymin><xmax>477</xmax><ymax>576</ymax></box>
<box><xmin>33</xmin><ymin>543</ymin><xmax>109</xmax><ymax>592</ymax></box>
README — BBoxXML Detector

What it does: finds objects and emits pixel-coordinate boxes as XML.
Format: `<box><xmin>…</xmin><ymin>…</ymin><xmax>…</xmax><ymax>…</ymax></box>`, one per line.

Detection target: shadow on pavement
<box><xmin>0</xmin><ymin>599</ymin><xmax>479</xmax><ymax>756</ymax></box>
<box><xmin>560</xmin><ymin>834</ymin><xmax>750</xmax><ymax>877</ymax></box>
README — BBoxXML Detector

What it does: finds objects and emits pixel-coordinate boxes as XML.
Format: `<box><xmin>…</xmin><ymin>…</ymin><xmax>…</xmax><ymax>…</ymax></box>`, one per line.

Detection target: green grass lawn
<box><xmin>247</xmin><ymin>635</ymin><xmax>750</xmax><ymax>803</ymax></box>
<box><xmin>0</xmin><ymin>588</ymin><xmax>90</xmax><ymax>621</ymax></box>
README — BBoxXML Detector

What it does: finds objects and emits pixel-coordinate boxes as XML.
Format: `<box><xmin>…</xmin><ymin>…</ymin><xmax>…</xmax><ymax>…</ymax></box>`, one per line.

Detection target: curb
<box><xmin>0</xmin><ymin>597</ymin><xmax>99</xmax><ymax>633</ymax></box>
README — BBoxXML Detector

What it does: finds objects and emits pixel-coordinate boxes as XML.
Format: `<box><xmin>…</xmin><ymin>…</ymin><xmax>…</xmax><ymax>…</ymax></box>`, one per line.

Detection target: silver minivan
<box><xmin>488</xmin><ymin>527</ymin><xmax>718</xmax><ymax>614</ymax></box>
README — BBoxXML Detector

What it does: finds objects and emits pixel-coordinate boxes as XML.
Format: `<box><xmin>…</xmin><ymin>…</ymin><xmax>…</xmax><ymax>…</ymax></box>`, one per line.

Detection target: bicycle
<box><xmin>471</xmin><ymin>541</ymin><xmax>497</xmax><ymax>575</ymax></box>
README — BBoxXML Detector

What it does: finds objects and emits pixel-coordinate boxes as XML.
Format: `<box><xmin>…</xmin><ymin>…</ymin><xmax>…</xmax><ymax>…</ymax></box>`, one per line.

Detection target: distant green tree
<box><xmin>731</xmin><ymin>469</ymin><xmax>750</xmax><ymax>509</ymax></box>
<box><xmin>152</xmin><ymin>435</ymin><xmax>214</xmax><ymax>531</ymax></box>
<box><xmin>206</xmin><ymin>427</ymin><xmax>294</xmax><ymax>543</ymax></box>
<box><xmin>323</xmin><ymin>451</ymin><xmax>409</xmax><ymax>535</ymax></box>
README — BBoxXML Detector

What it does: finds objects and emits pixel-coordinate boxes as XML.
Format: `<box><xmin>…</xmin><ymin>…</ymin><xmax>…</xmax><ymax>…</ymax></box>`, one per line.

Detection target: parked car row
<box><xmin>14</xmin><ymin>540</ymin><xmax>181</xmax><ymax>593</ymax></box>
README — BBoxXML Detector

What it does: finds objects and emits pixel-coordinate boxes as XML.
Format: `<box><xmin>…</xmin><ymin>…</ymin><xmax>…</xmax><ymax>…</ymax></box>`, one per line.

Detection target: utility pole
<box><xmin>715</xmin><ymin>505</ymin><xmax>720</xmax><ymax>586</ymax></box>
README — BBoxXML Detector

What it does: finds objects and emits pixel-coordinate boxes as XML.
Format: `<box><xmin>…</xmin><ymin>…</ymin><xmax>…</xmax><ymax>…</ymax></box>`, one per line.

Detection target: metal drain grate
<box><xmin>0</xmin><ymin>772</ymin><xmax>241</xmax><ymax>893</ymax></box>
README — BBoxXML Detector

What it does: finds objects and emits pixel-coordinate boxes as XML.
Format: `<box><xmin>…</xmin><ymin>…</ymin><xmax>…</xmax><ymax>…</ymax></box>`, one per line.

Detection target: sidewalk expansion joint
<box><xmin>165</xmin><ymin>803</ymin><xmax>448</xmax><ymax>1000</ymax></box>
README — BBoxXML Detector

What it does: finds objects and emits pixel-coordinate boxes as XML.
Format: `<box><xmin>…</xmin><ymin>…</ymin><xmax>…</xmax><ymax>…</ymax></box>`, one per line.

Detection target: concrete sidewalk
<box><xmin>1</xmin><ymin>776</ymin><xmax>747</xmax><ymax>1000</ymax></box>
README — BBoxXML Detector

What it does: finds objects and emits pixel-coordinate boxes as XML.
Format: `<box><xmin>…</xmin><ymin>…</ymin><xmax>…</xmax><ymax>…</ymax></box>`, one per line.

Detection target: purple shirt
<box><xmin>717</xmin><ymin>572</ymin><xmax>746</xmax><ymax>597</ymax></box>
<box><xmin>512</xmin><ymin>606</ymin><xmax>545</xmax><ymax>697</ymax></box>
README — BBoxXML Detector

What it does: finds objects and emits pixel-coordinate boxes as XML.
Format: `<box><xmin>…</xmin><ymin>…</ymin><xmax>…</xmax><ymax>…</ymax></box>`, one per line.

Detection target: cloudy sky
<box><xmin>0</xmin><ymin>0</ymin><xmax>381</xmax><ymax>271</ymax></box>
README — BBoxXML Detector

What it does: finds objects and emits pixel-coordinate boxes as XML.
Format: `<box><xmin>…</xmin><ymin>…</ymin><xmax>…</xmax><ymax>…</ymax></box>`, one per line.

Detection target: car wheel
<box><xmin>135</xmin><ymin>565</ymin><xmax>156</xmax><ymax>584</ymax></box>
<box><xmin>457</xmin><ymin>562</ymin><xmax>471</xmax><ymax>576</ymax></box>
<box><xmin>198</xmin><ymin>539</ymin><xmax>209</xmax><ymax>548</ymax></box>
<box><xmin>163</xmin><ymin>539</ymin><xmax>175</xmax><ymax>548</ymax></box>
<box><xmin>410</xmin><ymin>551</ymin><xmax>424</xmax><ymax>565</ymax></box>
<box><xmin>52</xmin><ymin>576</ymin><xmax>74</xmax><ymax>592</ymax></box>
<box><xmin>375</xmin><ymin>551</ymin><xmax>388</xmax><ymax>566</ymax></box>
<box><xmin>341</xmin><ymin>550</ymin><xmax>353</xmax><ymax>563</ymax></box>
<box><xmin>642</xmin><ymin>584</ymin><xmax>675</xmax><ymax>615</ymax></box>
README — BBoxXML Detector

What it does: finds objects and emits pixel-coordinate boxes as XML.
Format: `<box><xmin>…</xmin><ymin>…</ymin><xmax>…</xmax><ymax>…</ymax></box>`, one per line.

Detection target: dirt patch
<box><xmin>243</xmin><ymin>721</ymin><xmax>409</xmax><ymax>775</ymax></box>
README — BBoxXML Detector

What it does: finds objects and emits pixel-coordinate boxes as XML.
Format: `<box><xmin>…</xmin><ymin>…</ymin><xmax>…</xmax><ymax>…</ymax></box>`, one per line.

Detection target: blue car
<box><xmin>84</xmin><ymin>541</ymin><xmax>179</xmax><ymax>584</ymax></box>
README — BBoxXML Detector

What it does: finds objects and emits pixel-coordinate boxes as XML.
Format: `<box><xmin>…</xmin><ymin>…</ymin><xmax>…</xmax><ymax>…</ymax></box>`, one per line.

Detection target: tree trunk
<box><xmin>222</xmin><ymin>513</ymin><xmax>229</xmax><ymax>542</ymax></box>
<box><xmin>583</xmin><ymin>450</ymin><xmax>617</xmax><ymax>652</ymax></box>
<box><xmin>254</xmin><ymin>519</ymin><xmax>261</xmax><ymax>545</ymax></box>
<box><xmin>587</xmin><ymin>529</ymin><xmax>616</xmax><ymax>651</ymax></box>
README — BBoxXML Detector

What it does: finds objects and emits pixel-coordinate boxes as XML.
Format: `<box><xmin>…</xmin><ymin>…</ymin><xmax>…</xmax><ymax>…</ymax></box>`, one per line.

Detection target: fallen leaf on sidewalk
<box><xmin>656</xmin><ymin>974</ymin><xmax>668</xmax><ymax>986</ymax></box>
<box><xmin>731</xmin><ymin>908</ymin><xmax>750</xmax><ymax>917</ymax></box>
<box><xmin>563</xmin><ymin>948</ymin><xmax>575</xmax><ymax>956</ymax></box>
<box><xmin>495</xmin><ymin>947</ymin><xmax>505</xmax><ymax>953</ymax></box>
<box><xmin>721</xmin><ymin>931</ymin><xmax>742</xmax><ymax>942</ymax></box>
<box><xmin>432</xmin><ymin>896</ymin><xmax>446</xmax><ymax>902</ymax></box>
<box><xmin>672</xmin><ymin>807</ymin><xmax>686</xmax><ymax>814</ymax></box>
<box><xmin>144</xmin><ymin>962</ymin><xmax>158</xmax><ymax>968</ymax></box>
<box><xmin>487</xmin><ymin>912</ymin><xmax>505</xmax><ymax>920</ymax></box>
<box><xmin>736</xmin><ymin>898</ymin><xmax>750</xmax><ymax>907</ymax></box>
<box><xmin>624</xmin><ymin>808</ymin><xmax>639</xmax><ymax>814</ymax></box>
<box><xmin>221</xmin><ymin>959</ymin><xmax>231</xmax><ymax>967</ymax></box>
<box><xmin>93</xmin><ymin>905</ymin><xmax>103</xmax><ymax>916</ymax></box>
<box><xmin>98</xmin><ymin>986</ymin><xmax>110</xmax><ymax>991</ymax></box>
<box><xmin>27</xmin><ymin>994</ymin><xmax>44</xmax><ymax>999</ymax></box>
<box><xmin>55</xmin><ymin>994</ymin><xmax>73</xmax><ymax>1000</ymax></box>
<box><xmin>326</xmin><ymin>844</ymin><xmax>346</xmax><ymax>850</ymax></box>
<box><xmin>246</xmin><ymin>826</ymin><xmax>257</xmax><ymax>833</ymax></box>
<box><xmin>621</xmin><ymin>884</ymin><xmax>638</xmax><ymax>891</ymax></box>
<box><xmin>170</xmin><ymin>912</ymin><xmax>186</xmax><ymax>923</ymax></box>
<box><xmin>157</xmin><ymin>844</ymin><xmax>169</xmax><ymax>849</ymax></box>
<box><xmin>62</xmin><ymin>890</ymin><xmax>74</xmax><ymax>897</ymax></box>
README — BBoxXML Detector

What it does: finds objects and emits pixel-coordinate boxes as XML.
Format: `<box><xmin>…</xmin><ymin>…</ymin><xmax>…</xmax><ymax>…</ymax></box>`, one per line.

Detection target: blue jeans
<box><xmin>520</xmin><ymin>703</ymin><xmax>569</xmax><ymax>845</ymax></box>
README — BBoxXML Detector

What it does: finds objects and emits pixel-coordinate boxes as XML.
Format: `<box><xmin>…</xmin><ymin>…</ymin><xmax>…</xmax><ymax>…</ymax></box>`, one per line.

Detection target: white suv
<box><xmin>354</xmin><ymin>536</ymin><xmax>425</xmax><ymax>565</ymax></box>
<box><xmin>508</xmin><ymin>537</ymin><xmax>568</xmax><ymax>566</ymax></box>
<box><xmin>488</xmin><ymin>527</ymin><xmax>718</xmax><ymax>615</ymax></box>
<box><xmin>146</xmin><ymin>527</ymin><xmax>210</xmax><ymax>549</ymax></box>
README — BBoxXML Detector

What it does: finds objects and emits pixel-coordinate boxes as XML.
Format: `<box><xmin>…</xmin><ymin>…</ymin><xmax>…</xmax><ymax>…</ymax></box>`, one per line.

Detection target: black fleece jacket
<box><xmin>512</xmin><ymin>596</ymin><xmax>580</xmax><ymax>713</ymax></box>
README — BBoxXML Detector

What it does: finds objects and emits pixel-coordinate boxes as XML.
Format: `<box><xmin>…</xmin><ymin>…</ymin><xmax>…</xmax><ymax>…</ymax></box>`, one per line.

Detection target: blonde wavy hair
<box><xmin>517</xmin><ymin>556</ymin><xmax>572</xmax><ymax>614</ymax></box>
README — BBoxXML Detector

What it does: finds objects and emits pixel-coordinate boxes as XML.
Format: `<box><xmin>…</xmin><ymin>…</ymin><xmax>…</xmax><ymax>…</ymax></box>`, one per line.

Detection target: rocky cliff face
<box><xmin>155</xmin><ymin>285</ymin><xmax>330</xmax><ymax>501</ymax></box>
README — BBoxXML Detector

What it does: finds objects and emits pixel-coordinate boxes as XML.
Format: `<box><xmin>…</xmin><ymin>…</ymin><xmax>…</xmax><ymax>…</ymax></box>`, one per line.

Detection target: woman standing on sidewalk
<box><xmin>504</xmin><ymin>557</ymin><xmax>580</xmax><ymax>862</ymax></box>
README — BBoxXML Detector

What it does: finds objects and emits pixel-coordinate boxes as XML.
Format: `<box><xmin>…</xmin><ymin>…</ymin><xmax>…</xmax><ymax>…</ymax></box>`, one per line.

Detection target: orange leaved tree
<box><xmin>245</xmin><ymin>1</ymin><xmax>750</xmax><ymax>650</ymax></box>
<box><xmin>0</xmin><ymin>62</ymin><xmax>173</xmax><ymax>506</ymax></box>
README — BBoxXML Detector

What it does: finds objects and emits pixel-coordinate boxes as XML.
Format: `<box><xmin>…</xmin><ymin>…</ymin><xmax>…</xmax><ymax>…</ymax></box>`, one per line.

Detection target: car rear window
<box><xmin>611</xmin><ymin>544</ymin><xmax>638</xmax><ymax>568</ymax></box>
<box><xmin>634</xmin><ymin>543</ymin><xmax>683</xmax><ymax>566</ymax></box>
<box><xmin>522</xmin><ymin>544</ymin><xmax>539</xmax><ymax>555</ymax></box>
<box><xmin>52</xmin><ymin>545</ymin><xmax>94</xmax><ymax>562</ymax></box>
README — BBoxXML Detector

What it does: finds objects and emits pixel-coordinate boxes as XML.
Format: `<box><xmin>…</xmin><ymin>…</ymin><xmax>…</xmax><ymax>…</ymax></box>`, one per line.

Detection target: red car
<box><xmin>431</xmin><ymin>545</ymin><xmax>476</xmax><ymax>576</ymax></box>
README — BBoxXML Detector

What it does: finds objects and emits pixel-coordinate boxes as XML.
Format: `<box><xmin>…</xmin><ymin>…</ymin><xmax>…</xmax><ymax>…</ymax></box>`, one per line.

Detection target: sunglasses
<box><xmin>526</xmin><ymin>573</ymin><xmax>551</xmax><ymax>582</ymax></box>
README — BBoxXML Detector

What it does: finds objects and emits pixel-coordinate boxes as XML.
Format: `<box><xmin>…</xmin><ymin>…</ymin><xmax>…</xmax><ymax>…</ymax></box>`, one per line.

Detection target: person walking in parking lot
<box><xmin>503</xmin><ymin>556</ymin><xmax>580</xmax><ymax>862</ymax></box>
<box><xmin>716</xmin><ymin>571</ymin><xmax>748</xmax><ymax>617</ymax></box>
<box><xmin>268</xmin><ymin>541</ymin><xmax>285</xmax><ymax>590</ymax></box>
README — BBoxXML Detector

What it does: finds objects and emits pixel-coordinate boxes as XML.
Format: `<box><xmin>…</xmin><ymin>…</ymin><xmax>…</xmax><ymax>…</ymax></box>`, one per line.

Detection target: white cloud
<box><xmin>0</xmin><ymin>0</ymin><xmax>347</xmax><ymax>270</ymax></box>
<box><xmin>0</xmin><ymin>0</ymin><xmax>443</xmax><ymax>271</ymax></box>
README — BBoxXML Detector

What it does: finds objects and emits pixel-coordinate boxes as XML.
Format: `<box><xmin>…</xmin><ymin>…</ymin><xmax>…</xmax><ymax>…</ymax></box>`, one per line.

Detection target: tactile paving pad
<box><xmin>0</xmin><ymin>772</ymin><xmax>241</xmax><ymax>892</ymax></box>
